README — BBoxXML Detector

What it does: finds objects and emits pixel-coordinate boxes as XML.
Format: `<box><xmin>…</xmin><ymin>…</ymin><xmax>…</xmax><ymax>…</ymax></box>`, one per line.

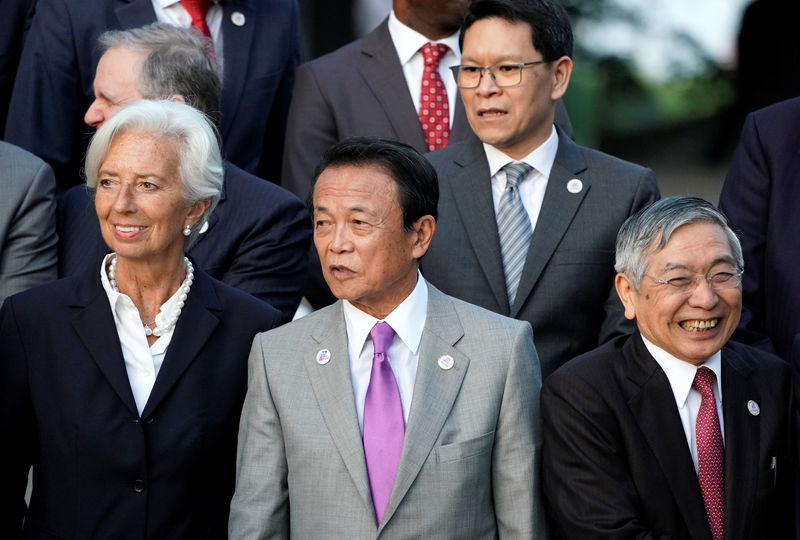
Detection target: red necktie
<box><xmin>362</xmin><ymin>322</ymin><xmax>404</xmax><ymax>524</ymax></box>
<box><xmin>419</xmin><ymin>43</ymin><xmax>450</xmax><ymax>152</ymax></box>
<box><xmin>180</xmin><ymin>0</ymin><xmax>212</xmax><ymax>39</ymax></box>
<box><xmin>693</xmin><ymin>367</ymin><xmax>725</xmax><ymax>540</ymax></box>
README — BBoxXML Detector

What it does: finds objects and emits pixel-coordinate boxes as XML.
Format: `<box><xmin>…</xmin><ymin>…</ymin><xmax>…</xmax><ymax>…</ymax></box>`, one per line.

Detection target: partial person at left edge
<box><xmin>0</xmin><ymin>140</ymin><xmax>58</xmax><ymax>304</ymax></box>
<box><xmin>4</xmin><ymin>0</ymin><xmax>301</xmax><ymax>190</ymax></box>
<box><xmin>0</xmin><ymin>100</ymin><xmax>282</xmax><ymax>539</ymax></box>
<box><xmin>57</xmin><ymin>23</ymin><xmax>310</xmax><ymax>322</ymax></box>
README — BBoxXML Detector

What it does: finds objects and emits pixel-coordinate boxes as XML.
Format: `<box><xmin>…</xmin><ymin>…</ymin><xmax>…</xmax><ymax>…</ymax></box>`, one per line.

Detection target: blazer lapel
<box><xmin>70</xmin><ymin>266</ymin><xmax>138</xmax><ymax>417</ymax></box>
<box><xmin>358</xmin><ymin>20</ymin><xmax>428</xmax><ymax>152</ymax></box>
<box><xmin>114</xmin><ymin>0</ymin><xmax>158</xmax><ymax>28</ymax></box>
<box><xmin>512</xmin><ymin>129</ymin><xmax>589</xmax><ymax>316</ymax></box>
<box><xmin>624</xmin><ymin>335</ymin><xmax>713</xmax><ymax>540</ymax></box>
<box><xmin>218</xmin><ymin>0</ymin><xmax>256</xmax><ymax>142</ymax></box>
<box><xmin>303</xmin><ymin>303</ymin><xmax>374</xmax><ymax>512</ymax></box>
<box><xmin>379</xmin><ymin>287</ymin><xmax>469</xmax><ymax>532</ymax></box>
<box><xmin>141</xmin><ymin>269</ymin><xmax>221</xmax><ymax>418</ymax></box>
<box><xmin>446</xmin><ymin>137</ymin><xmax>509</xmax><ymax>312</ymax></box>
<box><xmin>720</xmin><ymin>347</ymin><xmax>759</xmax><ymax>540</ymax></box>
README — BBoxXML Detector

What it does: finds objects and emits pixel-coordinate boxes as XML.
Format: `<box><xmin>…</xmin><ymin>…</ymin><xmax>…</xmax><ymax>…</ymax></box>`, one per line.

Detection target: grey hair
<box><xmin>85</xmin><ymin>99</ymin><xmax>223</xmax><ymax>249</ymax></box>
<box><xmin>615</xmin><ymin>196</ymin><xmax>744</xmax><ymax>290</ymax></box>
<box><xmin>97</xmin><ymin>23</ymin><xmax>221</xmax><ymax>127</ymax></box>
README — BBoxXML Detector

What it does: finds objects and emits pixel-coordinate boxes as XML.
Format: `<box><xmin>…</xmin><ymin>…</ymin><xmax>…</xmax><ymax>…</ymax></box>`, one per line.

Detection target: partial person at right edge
<box><xmin>58</xmin><ymin>24</ymin><xmax>310</xmax><ymax>322</ymax></box>
<box><xmin>421</xmin><ymin>0</ymin><xmax>659</xmax><ymax>379</ymax></box>
<box><xmin>719</xmin><ymin>96</ymin><xmax>800</xmax><ymax>360</ymax></box>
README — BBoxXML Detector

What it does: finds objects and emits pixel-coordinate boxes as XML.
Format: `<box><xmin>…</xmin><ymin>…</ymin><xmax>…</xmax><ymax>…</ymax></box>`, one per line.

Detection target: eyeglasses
<box><xmin>449</xmin><ymin>61</ymin><xmax>548</xmax><ymax>89</ymax></box>
<box><xmin>643</xmin><ymin>268</ymin><xmax>743</xmax><ymax>295</ymax></box>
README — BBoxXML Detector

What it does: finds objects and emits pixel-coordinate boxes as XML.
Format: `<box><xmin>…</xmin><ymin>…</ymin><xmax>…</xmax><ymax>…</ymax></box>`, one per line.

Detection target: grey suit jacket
<box><xmin>229</xmin><ymin>283</ymin><xmax>546</xmax><ymax>538</ymax></box>
<box><xmin>422</xmin><ymin>132</ymin><xmax>659</xmax><ymax>379</ymax></box>
<box><xmin>0</xmin><ymin>141</ymin><xmax>57</xmax><ymax>304</ymax></box>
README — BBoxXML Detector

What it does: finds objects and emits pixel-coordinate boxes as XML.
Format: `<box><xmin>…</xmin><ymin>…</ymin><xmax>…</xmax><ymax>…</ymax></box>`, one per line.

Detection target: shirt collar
<box><xmin>342</xmin><ymin>271</ymin><xmax>428</xmax><ymax>357</ymax></box>
<box><xmin>641</xmin><ymin>334</ymin><xmax>723</xmax><ymax>408</ymax></box>
<box><xmin>387</xmin><ymin>10</ymin><xmax>461</xmax><ymax>66</ymax></box>
<box><xmin>483</xmin><ymin>124</ymin><xmax>559</xmax><ymax>179</ymax></box>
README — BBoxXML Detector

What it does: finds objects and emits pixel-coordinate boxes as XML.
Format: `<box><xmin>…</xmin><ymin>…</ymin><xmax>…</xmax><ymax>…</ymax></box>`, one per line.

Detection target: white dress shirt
<box><xmin>100</xmin><ymin>253</ymin><xmax>181</xmax><ymax>415</ymax></box>
<box><xmin>342</xmin><ymin>271</ymin><xmax>428</xmax><ymax>432</ymax></box>
<box><xmin>484</xmin><ymin>124</ymin><xmax>559</xmax><ymax>236</ymax></box>
<box><xmin>387</xmin><ymin>10</ymin><xmax>460</xmax><ymax>126</ymax></box>
<box><xmin>152</xmin><ymin>0</ymin><xmax>225</xmax><ymax>74</ymax></box>
<box><xmin>642</xmin><ymin>335</ymin><xmax>725</xmax><ymax>473</ymax></box>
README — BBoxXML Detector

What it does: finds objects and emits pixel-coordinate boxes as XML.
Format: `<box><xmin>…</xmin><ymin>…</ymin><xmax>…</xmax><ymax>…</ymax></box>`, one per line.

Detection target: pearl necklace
<box><xmin>108</xmin><ymin>254</ymin><xmax>194</xmax><ymax>337</ymax></box>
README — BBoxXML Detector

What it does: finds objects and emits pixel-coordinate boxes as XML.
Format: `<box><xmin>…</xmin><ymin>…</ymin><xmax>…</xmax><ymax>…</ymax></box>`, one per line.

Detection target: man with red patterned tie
<box><xmin>541</xmin><ymin>196</ymin><xmax>797</xmax><ymax>539</ymax></box>
<box><xmin>230</xmin><ymin>137</ymin><xmax>546</xmax><ymax>538</ymax></box>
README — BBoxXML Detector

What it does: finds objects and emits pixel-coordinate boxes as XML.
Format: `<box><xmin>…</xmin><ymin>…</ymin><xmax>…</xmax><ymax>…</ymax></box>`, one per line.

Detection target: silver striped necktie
<box><xmin>497</xmin><ymin>161</ymin><xmax>533</xmax><ymax>307</ymax></box>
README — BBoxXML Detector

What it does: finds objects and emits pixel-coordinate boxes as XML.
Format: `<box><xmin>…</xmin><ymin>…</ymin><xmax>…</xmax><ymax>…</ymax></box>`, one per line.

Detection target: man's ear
<box><xmin>615</xmin><ymin>273</ymin><xmax>638</xmax><ymax>321</ymax></box>
<box><xmin>169</xmin><ymin>93</ymin><xmax>186</xmax><ymax>104</ymax></box>
<box><xmin>550</xmin><ymin>56</ymin><xmax>573</xmax><ymax>101</ymax></box>
<box><xmin>410</xmin><ymin>215</ymin><xmax>436</xmax><ymax>259</ymax></box>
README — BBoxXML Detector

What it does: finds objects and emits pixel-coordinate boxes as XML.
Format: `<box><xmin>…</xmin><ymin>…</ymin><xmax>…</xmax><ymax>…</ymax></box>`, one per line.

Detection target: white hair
<box><xmin>84</xmin><ymin>99</ymin><xmax>223</xmax><ymax>248</ymax></box>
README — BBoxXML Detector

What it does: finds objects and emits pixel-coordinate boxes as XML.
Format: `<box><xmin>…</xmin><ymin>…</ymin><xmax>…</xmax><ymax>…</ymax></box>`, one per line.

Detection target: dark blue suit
<box><xmin>4</xmin><ymin>0</ymin><xmax>300</xmax><ymax>187</ymax></box>
<box><xmin>0</xmin><ymin>263</ymin><xmax>282</xmax><ymax>539</ymax></box>
<box><xmin>58</xmin><ymin>162</ymin><xmax>311</xmax><ymax>322</ymax></box>
<box><xmin>719</xmin><ymin>96</ymin><xmax>800</xmax><ymax>360</ymax></box>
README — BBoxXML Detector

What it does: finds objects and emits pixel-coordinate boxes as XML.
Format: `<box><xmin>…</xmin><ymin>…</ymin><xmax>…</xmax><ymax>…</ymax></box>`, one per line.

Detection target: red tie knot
<box><xmin>421</xmin><ymin>43</ymin><xmax>450</xmax><ymax>68</ymax></box>
<box><xmin>692</xmin><ymin>367</ymin><xmax>717</xmax><ymax>398</ymax></box>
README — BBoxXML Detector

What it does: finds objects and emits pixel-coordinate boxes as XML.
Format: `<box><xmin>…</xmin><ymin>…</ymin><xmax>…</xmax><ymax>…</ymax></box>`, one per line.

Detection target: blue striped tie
<box><xmin>497</xmin><ymin>162</ymin><xmax>533</xmax><ymax>307</ymax></box>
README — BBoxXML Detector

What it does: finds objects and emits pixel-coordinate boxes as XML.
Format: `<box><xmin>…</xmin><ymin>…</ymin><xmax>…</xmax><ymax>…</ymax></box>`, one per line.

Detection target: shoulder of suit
<box><xmin>223</xmin><ymin>161</ymin><xmax>304</xmax><ymax>208</ymax></box>
<box><xmin>424</xmin><ymin>140</ymin><xmax>472</xmax><ymax>170</ymax></box>
<box><xmin>299</xmin><ymin>30</ymin><xmax>376</xmax><ymax>75</ymax></box>
<box><xmin>0</xmin><ymin>140</ymin><xmax>50</xmax><ymax>175</ymax></box>
<box><xmin>432</xmin><ymin>286</ymin><xmax>529</xmax><ymax>332</ymax></box>
<box><xmin>545</xmin><ymin>334</ymin><xmax>630</xmax><ymax>386</ymax></box>
<box><xmin>723</xmin><ymin>339</ymin><xmax>790</xmax><ymax>375</ymax></box>
<box><xmin>566</xmin><ymin>140</ymin><xmax>653</xmax><ymax>177</ymax></box>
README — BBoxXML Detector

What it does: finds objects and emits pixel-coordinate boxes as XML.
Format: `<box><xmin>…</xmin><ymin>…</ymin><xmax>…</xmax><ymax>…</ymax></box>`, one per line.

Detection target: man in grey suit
<box><xmin>229</xmin><ymin>138</ymin><xmax>545</xmax><ymax>538</ymax></box>
<box><xmin>0</xmin><ymin>141</ymin><xmax>57</xmax><ymax>304</ymax></box>
<box><xmin>422</xmin><ymin>0</ymin><xmax>660</xmax><ymax>378</ymax></box>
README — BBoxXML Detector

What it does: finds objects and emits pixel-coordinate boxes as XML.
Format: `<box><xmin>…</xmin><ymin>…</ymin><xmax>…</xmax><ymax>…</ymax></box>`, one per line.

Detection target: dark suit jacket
<box><xmin>541</xmin><ymin>333</ymin><xmax>798</xmax><ymax>540</ymax></box>
<box><xmin>57</xmin><ymin>161</ymin><xmax>311</xmax><ymax>322</ymax></box>
<box><xmin>4</xmin><ymin>0</ymin><xmax>300</xmax><ymax>187</ymax></box>
<box><xmin>422</xmin><ymin>131</ymin><xmax>659</xmax><ymax>378</ymax></box>
<box><xmin>0</xmin><ymin>263</ymin><xmax>282</xmax><ymax>539</ymax></box>
<box><xmin>719</xmin><ymin>96</ymin><xmax>800</xmax><ymax>360</ymax></box>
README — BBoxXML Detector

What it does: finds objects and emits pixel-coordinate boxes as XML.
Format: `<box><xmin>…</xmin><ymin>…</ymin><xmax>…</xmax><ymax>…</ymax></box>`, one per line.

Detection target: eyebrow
<box><xmin>660</xmin><ymin>256</ymin><xmax>738</xmax><ymax>273</ymax></box>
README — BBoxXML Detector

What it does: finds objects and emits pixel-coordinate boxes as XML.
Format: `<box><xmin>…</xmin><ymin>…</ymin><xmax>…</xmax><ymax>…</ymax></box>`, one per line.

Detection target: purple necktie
<box><xmin>363</xmin><ymin>321</ymin><xmax>404</xmax><ymax>524</ymax></box>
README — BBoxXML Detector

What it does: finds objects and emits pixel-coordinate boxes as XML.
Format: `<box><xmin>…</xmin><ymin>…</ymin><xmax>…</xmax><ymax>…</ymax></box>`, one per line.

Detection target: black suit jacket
<box><xmin>4</xmin><ymin>0</ymin><xmax>300</xmax><ymax>187</ymax></box>
<box><xmin>719</xmin><ymin>97</ymin><xmax>800</xmax><ymax>359</ymax></box>
<box><xmin>541</xmin><ymin>333</ymin><xmax>797</xmax><ymax>540</ymax></box>
<box><xmin>422</xmin><ymin>131</ymin><xmax>659</xmax><ymax>378</ymax></box>
<box><xmin>57</xmin><ymin>161</ymin><xmax>311</xmax><ymax>322</ymax></box>
<box><xmin>0</xmin><ymin>263</ymin><xmax>282</xmax><ymax>539</ymax></box>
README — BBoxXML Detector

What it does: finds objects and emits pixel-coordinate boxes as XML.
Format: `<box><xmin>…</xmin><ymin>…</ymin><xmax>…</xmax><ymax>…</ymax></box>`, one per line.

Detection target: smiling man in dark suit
<box><xmin>542</xmin><ymin>197</ymin><xmax>797</xmax><ymax>539</ymax></box>
<box><xmin>422</xmin><ymin>0</ymin><xmax>659</xmax><ymax>378</ymax></box>
<box><xmin>5</xmin><ymin>0</ymin><xmax>300</xmax><ymax>189</ymax></box>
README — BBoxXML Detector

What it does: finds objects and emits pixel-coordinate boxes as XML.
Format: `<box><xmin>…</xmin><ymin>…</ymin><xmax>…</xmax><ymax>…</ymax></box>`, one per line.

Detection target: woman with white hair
<box><xmin>0</xmin><ymin>100</ymin><xmax>281</xmax><ymax>539</ymax></box>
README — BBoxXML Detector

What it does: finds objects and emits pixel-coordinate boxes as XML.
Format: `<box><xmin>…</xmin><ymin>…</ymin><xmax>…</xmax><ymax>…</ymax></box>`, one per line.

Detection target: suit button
<box><xmin>133</xmin><ymin>479</ymin><xmax>146</xmax><ymax>493</ymax></box>
<box><xmin>144</xmin><ymin>416</ymin><xmax>154</xmax><ymax>425</ymax></box>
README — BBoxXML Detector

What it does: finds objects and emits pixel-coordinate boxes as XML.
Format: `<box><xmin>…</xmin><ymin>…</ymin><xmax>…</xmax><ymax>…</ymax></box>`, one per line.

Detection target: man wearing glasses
<box><xmin>422</xmin><ymin>0</ymin><xmax>659</xmax><ymax>379</ymax></box>
<box><xmin>542</xmin><ymin>196</ymin><xmax>797</xmax><ymax>539</ymax></box>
